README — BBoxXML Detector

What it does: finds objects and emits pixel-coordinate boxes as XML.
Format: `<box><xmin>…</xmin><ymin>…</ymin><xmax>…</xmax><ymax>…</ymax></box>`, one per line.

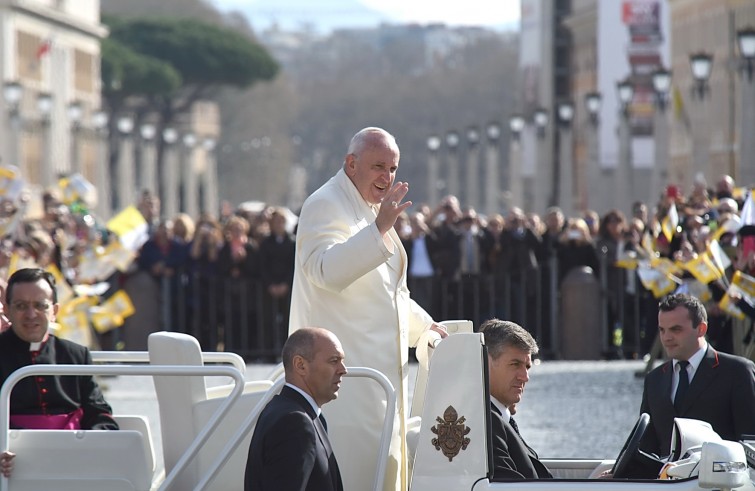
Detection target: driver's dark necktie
<box><xmin>674</xmin><ymin>360</ymin><xmax>690</xmax><ymax>411</ymax></box>
<box><xmin>509</xmin><ymin>417</ymin><xmax>521</xmax><ymax>436</ymax></box>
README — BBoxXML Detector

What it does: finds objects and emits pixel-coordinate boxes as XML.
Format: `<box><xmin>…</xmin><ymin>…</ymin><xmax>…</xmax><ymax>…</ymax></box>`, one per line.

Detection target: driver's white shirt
<box><xmin>670</xmin><ymin>342</ymin><xmax>707</xmax><ymax>402</ymax></box>
<box><xmin>491</xmin><ymin>396</ymin><xmax>512</xmax><ymax>421</ymax></box>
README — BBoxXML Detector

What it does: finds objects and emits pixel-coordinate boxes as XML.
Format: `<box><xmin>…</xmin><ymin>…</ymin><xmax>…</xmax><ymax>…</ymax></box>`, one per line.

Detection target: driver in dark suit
<box><xmin>244</xmin><ymin>327</ymin><xmax>346</xmax><ymax>491</ymax></box>
<box><xmin>640</xmin><ymin>293</ymin><xmax>755</xmax><ymax>457</ymax></box>
<box><xmin>480</xmin><ymin>319</ymin><xmax>552</xmax><ymax>479</ymax></box>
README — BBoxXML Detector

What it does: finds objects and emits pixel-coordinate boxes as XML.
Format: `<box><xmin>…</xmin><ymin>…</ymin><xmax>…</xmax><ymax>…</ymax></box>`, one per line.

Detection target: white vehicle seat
<box><xmin>114</xmin><ymin>414</ymin><xmax>157</xmax><ymax>479</ymax></box>
<box><xmin>6</xmin><ymin>429</ymin><xmax>151</xmax><ymax>491</ymax></box>
<box><xmin>148</xmin><ymin>331</ymin><xmax>274</xmax><ymax>491</ymax></box>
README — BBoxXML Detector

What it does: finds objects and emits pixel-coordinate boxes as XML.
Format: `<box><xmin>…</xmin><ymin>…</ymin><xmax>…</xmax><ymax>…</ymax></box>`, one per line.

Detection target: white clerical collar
<box><xmin>491</xmin><ymin>396</ymin><xmax>511</xmax><ymax>420</ymax></box>
<box><xmin>285</xmin><ymin>382</ymin><xmax>321</xmax><ymax>416</ymax></box>
<box><xmin>29</xmin><ymin>331</ymin><xmax>50</xmax><ymax>351</ymax></box>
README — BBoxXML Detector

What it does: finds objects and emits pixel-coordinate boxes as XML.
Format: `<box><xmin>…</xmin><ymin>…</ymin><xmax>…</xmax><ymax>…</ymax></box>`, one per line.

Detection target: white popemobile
<box><xmin>1</xmin><ymin>323</ymin><xmax>754</xmax><ymax>491</ymax></box>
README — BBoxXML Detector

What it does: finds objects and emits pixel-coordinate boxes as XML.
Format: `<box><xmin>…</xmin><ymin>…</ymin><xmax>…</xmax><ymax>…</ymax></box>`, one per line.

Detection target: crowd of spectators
<box><xmin>1</xmin><ymin>172</ymin><xmax>754</xmax><ymax>362</ymax></box>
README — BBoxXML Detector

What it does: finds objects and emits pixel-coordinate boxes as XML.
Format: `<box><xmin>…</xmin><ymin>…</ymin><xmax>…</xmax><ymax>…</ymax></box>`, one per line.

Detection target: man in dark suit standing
<box><xmin>479</xmin><ymin>319</ymin><xmax>552</xmax><ymax>479</ymax></box>
<box><xmin>245</xmin><ymin>327</ymin><xmax>346</xmax><ymax>491</ymax></box>
<box><xmin>640</xmin><ymin>293</ymin><xmax>755</xmax><ymax>457</ymax></box>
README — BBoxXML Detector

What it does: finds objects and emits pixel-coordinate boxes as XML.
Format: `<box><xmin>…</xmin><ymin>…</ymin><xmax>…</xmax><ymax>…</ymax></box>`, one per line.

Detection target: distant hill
<box><xmin>213</xmin><ymin>0</ymin><xmax>394</xmax><ymax>34</ymax></box>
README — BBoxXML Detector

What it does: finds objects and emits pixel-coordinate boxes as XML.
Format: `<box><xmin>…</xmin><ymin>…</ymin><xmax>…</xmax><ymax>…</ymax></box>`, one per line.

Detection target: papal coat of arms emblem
<box><xmin>430</xmin><ymin>405</ymin><xmax>471</xmax><ymax>461</ymax></box>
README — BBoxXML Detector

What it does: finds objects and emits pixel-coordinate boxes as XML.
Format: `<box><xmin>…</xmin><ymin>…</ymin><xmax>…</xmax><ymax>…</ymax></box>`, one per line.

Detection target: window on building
<box><xmin>74</xmin><ymin>49</ymin><xmax>95</xmax><ymax>94</ymax></box>
<box><xmin>16</xmin><ymin>31</ymin><xmax>46</xmax><ymax>83</ymax></box>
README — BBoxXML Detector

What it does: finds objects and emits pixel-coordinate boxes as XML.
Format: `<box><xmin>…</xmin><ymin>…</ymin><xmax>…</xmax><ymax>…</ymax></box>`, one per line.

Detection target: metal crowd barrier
<box><xmin>144</xmin><ymin>251</ymin><xmax>665</xmax><ymax>361</ymax></box>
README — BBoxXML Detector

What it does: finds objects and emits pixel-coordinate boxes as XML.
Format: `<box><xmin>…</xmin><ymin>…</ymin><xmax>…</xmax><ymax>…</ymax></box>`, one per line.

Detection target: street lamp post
<box><xmin>557</xmin><ymin>101</ymin><xmax>574</xmax><ymax>217</ymax></box>
<box><xmin>737</xmin><ymin>27</ymin><xmax>755</xmax><ymax>186</ymax></box>
<box><xmin>115</xmin><ymin>115</ymin><xmax>135</xmax><ymax>210</ymax></box>
<box><xmin>485</xmin><ymin>121</ymin><xmax>502</xmax><ymax>215</ymax></box>
<box><xmin>202</xmin><ymin>138</ymin><xmax>218</xmax><ymax>214</ymax></box>
<box><xmin>465</xmin><ymin>125</ymin><xmax>480</xmax><ymax>210</ymax></box>
<box><xmin>533</xmin><ymin>107</ymin><xmax>549</xmax><ymax>212</ymax></box>
<box><xmin>3</xmin><ymin>81</ymin><xmax>23</xmax><ymax>170</ymax></box>
<box><xmin>616</xmin><ymin>78</ymin><xmax>634</xmax><ymax>216</ymax></box>
<box><xmin>508</xmin><ymin>115</ymin><xmax>525</xmax><ymax>211</ymax></box>
<box><xmin>161</xmin><ymin>127</ymin><xmax>179</xmax><ymax>218</ymax></box>
<box><xmin>37</xmin><ymin>93</ymin><xmax>54</xmax><ymax>188</ymax></box>
<box><xmin>445</xmin><ymin>130</ymin><xmax>460</xmax><ymax>198</ymax></box>
<box><xmin>584</xmin><ymin>92</ymin><xmax>602</xmax><ymax>210</ymax></box>
<box><xmin>67</xmin><ymin>101</ymin><xmax>83</xmax><ymax>175</ymax></box>
<box><xmin>689</xmin><ymin>52</ymin><xmax>713</xmax><ymax>184</ymax></box>
<box><xmin>92</xmin><ymin>110</ymin><xmax>110</xmax><ymax>218</ymax></box>
<box><xmin>651</xmin><ymin>68</ymin><xmax>672</xmax><ymax>206</ymax></box>
<box><xmin>426</xmin><ymin>135</ymin><xmax>441</xmax><ymax>206</ymax></box>
<box><xmin>182</xmin><ymin>132</ymin><xmax>197</xmax><ymax>217</ymax></box>
<box><xmin>139</xmin><ymin>123</ymin><xmax>157</xmax><ymax>194</ymax></box>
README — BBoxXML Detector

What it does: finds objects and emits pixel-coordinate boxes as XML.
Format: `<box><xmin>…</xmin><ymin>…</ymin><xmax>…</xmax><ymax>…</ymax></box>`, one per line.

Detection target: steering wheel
<box><xmin>611</xmin><ymin>413</ymin><xmax>650</xmax><ymax>479</ymax></box>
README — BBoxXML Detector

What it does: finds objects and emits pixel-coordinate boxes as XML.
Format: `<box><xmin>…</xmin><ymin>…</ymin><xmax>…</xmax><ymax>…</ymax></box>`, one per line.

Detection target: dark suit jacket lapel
<box><xmin>679</xmin><ymin>347</ymin><xmax>718</xmax><ymax>414</ymax></box>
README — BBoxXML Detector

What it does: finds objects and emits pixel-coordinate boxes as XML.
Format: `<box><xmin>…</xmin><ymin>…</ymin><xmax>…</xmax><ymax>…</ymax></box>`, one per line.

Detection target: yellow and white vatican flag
<box><xmin>106</xmin><ymin>205</ymin><xmax>149</xmax><ymax>252</ymax></box>
<box><xmin>45</xmin><ymin>264</ymin><xmax>74</xmax><ymax>305</ymax></box>
<box><xmin>7</xmin><ymin>252</ymin><xmax>38</xmax><ymax>276</ymax></box>
<box><xmin>661</xmin><ymin>203</ymin><xmax>678</xmax><ymax>242</ymax></box>
<box><xmin>58</xmin><ymin>173</ymin><xmax>97</xmax><ymax>208</ymax></box>
<box><xmin>55</xmin><ymin>296</ymin><xmax>99</xmax><ymax>347</ymax></box>
<box><xmin>90</xmin><ymin>290</ymin><xmax>135</xmax><ymax>334</ymax></box>
<box><xmin>707</xmin><ymin>240</ymin><xmax>732</xmax><ymax>281</ymax></box>
<box><xmin>683</xmin><ymin>253</ymin><xmax>722</xmax><ymax>285</ymax></box>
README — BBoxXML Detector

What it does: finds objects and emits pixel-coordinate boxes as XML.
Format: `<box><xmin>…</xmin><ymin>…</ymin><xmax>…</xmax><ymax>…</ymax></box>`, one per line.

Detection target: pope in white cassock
<box><xmin>289</xmin><ymin>127</ymin><xmax>447</xmax><ymax>491</ymax></box>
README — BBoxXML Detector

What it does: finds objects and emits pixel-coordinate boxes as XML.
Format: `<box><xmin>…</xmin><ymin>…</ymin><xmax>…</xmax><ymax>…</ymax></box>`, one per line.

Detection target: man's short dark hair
<box><xmin>6</xmin><ymin>268</ymin><xmax>58</xmax><ymax>305</ymax></box>
<box><xmin>659</xmin><ymin>293</ymin><xmax>707</xmax><ymax>328</ymax></box>
<box><xmin>479</xmin><ymin>318</ymin><xmax>538</xmax><ymax>360</ymax></box>
<box><xmin>281</xmin><ymin>328</ymin><xmax>320</xmax><ymax>373</ymax></box>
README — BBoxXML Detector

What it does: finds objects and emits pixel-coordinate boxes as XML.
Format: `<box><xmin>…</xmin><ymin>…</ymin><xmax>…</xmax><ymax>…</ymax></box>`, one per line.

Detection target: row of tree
<box><xmin>101</xmin><ymin>0</ymin><xmax>520</xmax><ymax>212</ymax></box>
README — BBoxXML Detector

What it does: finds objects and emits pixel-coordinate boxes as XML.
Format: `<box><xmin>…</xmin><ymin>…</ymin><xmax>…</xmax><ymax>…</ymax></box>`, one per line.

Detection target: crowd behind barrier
<box><xmin>1</xmin><ymin>173</ymin><xmax>755</xmax><ymax>363</ymax></box>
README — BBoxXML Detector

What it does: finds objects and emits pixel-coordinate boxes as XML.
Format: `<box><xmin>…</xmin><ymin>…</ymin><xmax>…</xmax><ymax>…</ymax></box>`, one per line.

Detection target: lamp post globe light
<box><xmin>533</xmin><ymin>107</ymin><xmax>549</xmax><ymax>138</ymax></box>
<box><xmin>557</xmin><ymin>101</ymin><xmax>574</xmax><ymax>126</ymax></box>
<box><xmin>466</xmin><ymin>125</ymin><xmax>480</xmax><ymax>146</ymax></box>
<box><xmin>652</xmin><ymin>68</ymin><xmax>672</xmax><ymax>111</ymax></box>
<box><xmin>117</xmin><ymin>115</ymin><xmax>134</xmax><ymax>135</ymax></box>
<box><xmin>509</xmin><ymin>114</ymin><xmax>525</xmax><ymax>141</ymax></box>
<box><xmin>427</xmin><ymin>135</ymin><xmax>441</xmax><ymax>152</ymax></box>
<box><xmin>486</xmin><ymin>121</ymin><xmax>501</xmax><ymax>142</ymax></box>
<box><xmin>738</xmin><ymin>26</ymin><xmax>755</xmax><ymax>82</ymax></box>
<box><xmin>3</xmin><ymin>81</ymin><xmax>22</xmax><ymax>108</ymax></box>
<box><xmin>617</xmin><ymin>78</ymin><xmax>634</xmax><ymax>117</ymax></box>
<box><xmin>689</xmin><ymin>52</ymin><xmax>713</xmax><ymax>99</ymax></box>
<box><xmin>585</xmin><ymin>91</ymin><xmax>602</xmax><ymax>125</ymax></box>
<box><xmin>445</xmin><ymin>130</ymin><xmax>459</xmax><ymax>150</ymax></box>
<box><xmin>92</xmin><ymin>111</ymin><xmax>108</xmax><ymax>131</ymax></box>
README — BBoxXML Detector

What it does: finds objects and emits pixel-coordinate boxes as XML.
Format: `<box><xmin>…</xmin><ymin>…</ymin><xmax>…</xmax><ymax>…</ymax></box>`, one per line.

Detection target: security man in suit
<box><xmin>479</xmin><ymin>318</ymin><xmax>553</xmax><ymax>479</ymax></box>
<box><xmin>640</xmin><ymin>293</ymin><xmax>755</xmax><ymax>457</ymax></box>
<box><xmin>244</xmin><ymin>327</ymin><xmax>346</xmax><ymax>491</ymax></box>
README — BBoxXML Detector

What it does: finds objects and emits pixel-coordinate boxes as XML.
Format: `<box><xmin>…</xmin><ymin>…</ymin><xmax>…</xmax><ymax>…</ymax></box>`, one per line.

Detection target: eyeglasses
<box><xmin>10</xmin><ymin>301</ymin><xmax>53</xmax><ymax>313</ymax></box>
